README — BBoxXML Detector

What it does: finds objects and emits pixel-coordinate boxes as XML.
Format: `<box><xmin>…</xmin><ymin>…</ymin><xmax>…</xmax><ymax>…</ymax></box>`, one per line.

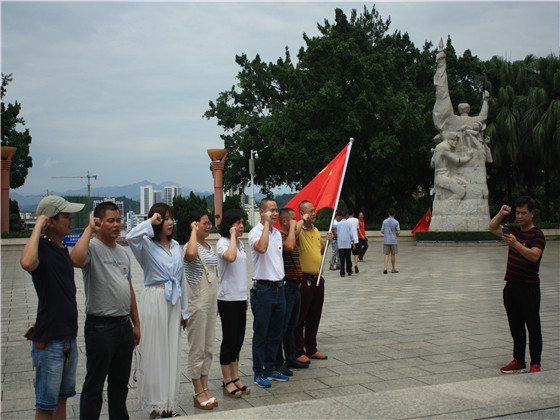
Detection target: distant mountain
<box><xmin>11</xmin><ymin>181</ymin><xmax>213</xmax><ymax>212</ymax></box>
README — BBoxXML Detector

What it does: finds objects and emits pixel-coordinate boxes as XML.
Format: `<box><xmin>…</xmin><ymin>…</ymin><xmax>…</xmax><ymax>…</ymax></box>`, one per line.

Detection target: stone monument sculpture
<box><xmin>430</xmin><ymin>39</ymin><xmax>492</xmax><ymax>231</ymax></box>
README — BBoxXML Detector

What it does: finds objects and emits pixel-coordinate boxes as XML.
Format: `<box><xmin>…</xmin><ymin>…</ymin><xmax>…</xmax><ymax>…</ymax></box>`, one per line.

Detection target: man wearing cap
<box><xmin>71</xmin><ymin>201</ymin><xmax>140</xmax><ymax>420</ymax></box>
<box><xmin>20</xmin><ymin>195</ymin><xmax>84</xmax><ymax>420</ymax></box>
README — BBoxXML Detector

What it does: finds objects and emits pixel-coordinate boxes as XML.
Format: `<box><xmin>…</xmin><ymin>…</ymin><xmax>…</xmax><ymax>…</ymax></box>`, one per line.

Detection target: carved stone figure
<box><xmin>430</xmin><ymin>39</ymin><xmax>493</xmax><ymax>231</ymax></box>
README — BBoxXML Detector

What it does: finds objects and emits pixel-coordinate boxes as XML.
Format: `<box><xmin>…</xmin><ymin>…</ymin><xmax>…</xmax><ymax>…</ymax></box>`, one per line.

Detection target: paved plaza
<box><xmin>1</xmin><ymin>237</ymin><xmax>559</xmax><ymax>419</ymax></box>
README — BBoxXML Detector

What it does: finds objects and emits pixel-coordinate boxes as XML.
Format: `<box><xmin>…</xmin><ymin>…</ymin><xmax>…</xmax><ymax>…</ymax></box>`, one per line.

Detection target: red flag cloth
<box><xmin>274</xmin><ymin>144</ymin><xmax>350</xmax><ymax>228</ymax></box>
<box><xmin>411</xmin><ymin>209</ymin><xmax>431</xmax><ymax>235</ymax></box>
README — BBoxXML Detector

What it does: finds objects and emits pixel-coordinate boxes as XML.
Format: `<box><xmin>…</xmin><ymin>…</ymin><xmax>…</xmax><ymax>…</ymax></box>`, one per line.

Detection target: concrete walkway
<box><xmin>1</xmin><ymin>239</ymin><xmax>558</xmax><ymax>419</ymax></box>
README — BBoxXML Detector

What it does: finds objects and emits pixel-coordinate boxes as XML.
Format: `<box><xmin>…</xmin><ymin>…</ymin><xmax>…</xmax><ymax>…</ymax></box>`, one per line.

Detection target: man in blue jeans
<box><xmin>71</xmin><ymin>201</ymin><xmax>141</xmax><ymax>419</ymax></box>
<box><xmin>248</xmin><ymin>198</ymin><xmax>290</xmax><ymax>387</ymax></box>
<box><xmin>20</xmin><ymin>195</ymin><xmax>84</xmax><ymax>420</ymax></box>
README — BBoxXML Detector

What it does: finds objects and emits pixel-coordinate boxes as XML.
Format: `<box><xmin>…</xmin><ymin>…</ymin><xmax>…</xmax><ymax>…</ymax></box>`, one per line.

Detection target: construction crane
<box><xmin>52</xmin><ymin>171</ymin><xmax>98</xmax><ymax>214</ymax></box>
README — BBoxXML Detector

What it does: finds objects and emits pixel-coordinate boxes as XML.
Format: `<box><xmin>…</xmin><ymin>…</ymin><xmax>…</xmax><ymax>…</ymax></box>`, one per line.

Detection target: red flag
<box><xmin>274</xmin><ymin>143</ymin><xmax>351</xmax><ymax>228</ymax></box>
<box><xmin>411</xmin><ymin>209</ymin><xmax>431</xmax><ymax>235</ymax></box>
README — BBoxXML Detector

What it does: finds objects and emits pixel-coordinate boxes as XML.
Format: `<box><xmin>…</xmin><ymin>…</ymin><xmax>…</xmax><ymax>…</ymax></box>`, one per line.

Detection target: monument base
<box><xmin>430</xmin><ymin>198</ymin><xmax>490</xmax><ymax>231</ymax></box>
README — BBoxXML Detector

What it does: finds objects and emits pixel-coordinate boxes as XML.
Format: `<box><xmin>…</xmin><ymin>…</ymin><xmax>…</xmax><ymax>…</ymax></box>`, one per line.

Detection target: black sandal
<box><xmin>222</xmin><ymin>380</ymin><xmax>242</xmax><ymax>398</ymax></box>
<box><xmin>233</xmin><ymin>377</ymin><xmax>251</xmax><ymax>395</ymax></box>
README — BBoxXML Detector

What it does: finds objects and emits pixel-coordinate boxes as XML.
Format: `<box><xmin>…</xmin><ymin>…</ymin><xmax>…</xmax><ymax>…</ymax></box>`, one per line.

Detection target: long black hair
<box><xmin>148</xmin><ymin>203</ymin><xmax>174</xmax><ymax>241</ymax></box>
<box><xmin>185</xmin><ymin>209</ymin><xmax>209</xmax><ymax>238</ymax></box>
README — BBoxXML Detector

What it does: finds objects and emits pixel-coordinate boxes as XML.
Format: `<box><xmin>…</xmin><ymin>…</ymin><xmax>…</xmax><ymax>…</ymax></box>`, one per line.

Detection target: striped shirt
<box><xmin>184</xmin><ymin>242</ymin><xmax>218</xmax><ymax>285</ymax></box>
<box><xmin>281</xmin><ymin>231</ymin><xmax>302</xmax><ymax>281</ymax></box>
<box><xmin>505</xmin><ymin>226</ymin><xmax>545</xmax><ymax>284</ymax></box>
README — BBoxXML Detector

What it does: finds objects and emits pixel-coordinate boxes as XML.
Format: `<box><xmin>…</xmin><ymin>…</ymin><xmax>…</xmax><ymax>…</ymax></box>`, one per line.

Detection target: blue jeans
<box><xmin>276</xmin><ymin>280</ymin><xmax>301</xmax><ymax>366</ymax></box>
<box><xmin>329</xmin><ymin>240</ymin><xmax>339</xmax><ymax>268</ymax></box>
<box><xmin>251</xmin><ymin>281</ymin><xmax>286</xmax><ymax>376</ymax></box>
<box><xmin>32</xmin><ymin>338</ymin><xmax>78</xmax><ymax>410</ymax></box>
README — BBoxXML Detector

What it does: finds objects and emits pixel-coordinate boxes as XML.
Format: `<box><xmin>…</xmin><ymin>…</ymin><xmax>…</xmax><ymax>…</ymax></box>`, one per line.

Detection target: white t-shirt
<box><xmin>248</xmin><ymin>222</ymin><xmax>284</xmax><ymax>281</ymax></box>
<box><xmin>348</xmin><ymin>217</ymin><xmax>360</xmax><ymax>243</ymax></box>
<box><xmin>216</xmin><ymin>237</ymin><xmax>248</xmax><ymax>301</ymax></box>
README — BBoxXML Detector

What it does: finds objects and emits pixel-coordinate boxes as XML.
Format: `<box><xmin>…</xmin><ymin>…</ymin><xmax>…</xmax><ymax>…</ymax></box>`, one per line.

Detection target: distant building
<box><xmin>154</xmin><ymin>190</ymin><xmax>162</xmax><ymax>204</ymax></box>
<box><xmin>126</xmin><ymin>211</ymin><xmax>146</xmax><ymax>232</ymax></box>
<box><xmin>140</xmin><ymin>185</ymin><xmax>154</xmax><ymax>214</ymax></box>
<box><xmin>164</xmin><ymin>186</ymin><xmax>182</xmax><ymax>206</ymax></box>
<box><xmin>93</xmin><ymin>198</ymin><xmax>124</xmax><ymax>216</ymax></box>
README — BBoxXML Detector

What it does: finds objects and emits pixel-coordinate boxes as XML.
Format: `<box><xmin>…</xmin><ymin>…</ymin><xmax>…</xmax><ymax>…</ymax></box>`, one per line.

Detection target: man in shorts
<box><xmin>381</xmin><ymin>208</ymin><xmax>400</xmax><ymax>274</ymax></box>
<box><xmin>20</xmin><ymin>195</ymin><xmax>84</xmax><ymax>419</ymax></box>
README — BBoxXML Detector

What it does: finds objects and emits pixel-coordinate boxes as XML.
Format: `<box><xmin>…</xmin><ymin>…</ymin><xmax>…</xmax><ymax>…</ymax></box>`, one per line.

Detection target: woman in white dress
<box><xmin>183</xmin><ymin>210</ymin><xmax>219</xmax><ymax>410</ymax></box>
<box><xmin>126</xmin><ymin>203</ymin><xmax>188</xmax><ymax>419</ymax></box>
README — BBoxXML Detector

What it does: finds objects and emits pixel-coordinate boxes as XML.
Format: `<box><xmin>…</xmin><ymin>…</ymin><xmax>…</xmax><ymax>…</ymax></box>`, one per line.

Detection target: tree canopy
<box><xmin>204</xmin><ymin>5</ymin><xmax>558</xmax><ymax>224</ymax></box>
<box><xmin>1</xmin><ymin>73</ymin><xmax>33</xmax><ymax>189</ymax></box>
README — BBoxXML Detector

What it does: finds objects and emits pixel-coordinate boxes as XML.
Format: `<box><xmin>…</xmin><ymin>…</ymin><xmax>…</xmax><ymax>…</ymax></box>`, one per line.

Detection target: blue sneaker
<box><xmin>267</xmin><ymin>370</ymin><xmax>289</xmax><ymax>382</ymax></box>
<box><xmin>253</xmin><ymin>374</ymin><xmax>271</xmax><ymax>388</ymax></box>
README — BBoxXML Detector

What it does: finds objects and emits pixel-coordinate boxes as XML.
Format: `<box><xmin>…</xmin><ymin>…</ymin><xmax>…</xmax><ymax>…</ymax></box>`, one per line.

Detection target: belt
<box><xmin>87</xmin><ymin>315</ymin><xmax>131</xmax><ymax>324</ymax></box>
<box><xmin>284</xmin><ymin>278</ymin><xmax>302</xmax><ymax>288</ymax></box>
<box><xmin>256</xmin><ymin>280</ymin><xmax>285</xmax><ymax>287</ymax></box>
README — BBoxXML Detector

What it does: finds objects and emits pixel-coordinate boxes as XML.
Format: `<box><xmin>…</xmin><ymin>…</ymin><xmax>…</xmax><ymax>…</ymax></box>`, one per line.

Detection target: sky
<box><xmin>2</xmin><ymin>0</ymin><xmax>559</xmax><ymax>198</ymax></box>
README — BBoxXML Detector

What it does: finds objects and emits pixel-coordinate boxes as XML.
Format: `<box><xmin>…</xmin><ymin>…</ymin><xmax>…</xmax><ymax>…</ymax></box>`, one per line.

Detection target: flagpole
<box><xmin>316</xmin><ymin>137</ymin><xmax>354</xmax><ymax>286</ymax></box>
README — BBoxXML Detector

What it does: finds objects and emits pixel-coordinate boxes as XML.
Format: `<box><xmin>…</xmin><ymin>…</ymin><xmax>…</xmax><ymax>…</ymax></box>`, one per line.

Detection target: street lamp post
<box><xmin>249</xmin><ymin>150</ymin><xmax>258</xmax><ymax>227</ymax></box>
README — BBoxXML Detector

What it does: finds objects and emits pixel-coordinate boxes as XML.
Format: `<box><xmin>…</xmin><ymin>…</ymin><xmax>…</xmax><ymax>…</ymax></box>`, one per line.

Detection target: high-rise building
<box><xmin>140</xmin><ymin>185</ymin><xmax>153</xmax><ymax>215</ymax></box>
<box><xmin>164</xmin><ymin>186</ymin><xmax>183</xmax><ymax>206</ymax></box>
<box><xmin>153</xmin><ymin>190</ymin><xmax>162</xmax><ymax>204</ymax></box>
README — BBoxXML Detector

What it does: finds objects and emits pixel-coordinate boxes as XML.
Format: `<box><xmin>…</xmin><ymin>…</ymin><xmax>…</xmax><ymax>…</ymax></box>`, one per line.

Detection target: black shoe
<box><xmin>355</xmin><ymin>265</ymin><xmax>359</xmax><ymax>273</ymax></box>
<box><xmin>286</xmin><ymin>359</ymin><xmax>309</xmax><ymax>369</ymax></box>
<box><xmin>276</xmin><ymin>364</ymin><xmax>293</xmax><ymax>376</ymax></box>
<box><xmin>340</xmin><ymin>273</ymin><xmax>345</xmax><ymax>277</ymax></box>
<box><xmin>348</xmin><ymin>271</ymin><xmax>352</xmax><ymax>276</ymax></box>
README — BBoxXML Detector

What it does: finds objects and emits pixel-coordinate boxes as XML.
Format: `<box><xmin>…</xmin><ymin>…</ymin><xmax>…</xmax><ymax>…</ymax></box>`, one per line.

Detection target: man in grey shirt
<box><xmin>71</xmin><ymin>202</ymin><xmax>140</xmax><ymax>419</ymax></box>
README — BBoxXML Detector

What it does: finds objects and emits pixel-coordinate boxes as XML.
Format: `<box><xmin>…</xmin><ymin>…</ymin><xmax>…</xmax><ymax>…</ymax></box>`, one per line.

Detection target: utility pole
<box><xmin>52</xmin><ymin>171</ymin><xmax>98</xmax><ymax>214</ymax></box>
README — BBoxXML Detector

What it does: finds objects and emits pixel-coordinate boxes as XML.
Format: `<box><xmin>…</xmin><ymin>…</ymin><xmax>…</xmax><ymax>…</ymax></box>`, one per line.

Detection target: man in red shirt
<box><xmin>489</xmin><ymin>196</ymin><xmax>546</xmax><ymax>374</ymax></box>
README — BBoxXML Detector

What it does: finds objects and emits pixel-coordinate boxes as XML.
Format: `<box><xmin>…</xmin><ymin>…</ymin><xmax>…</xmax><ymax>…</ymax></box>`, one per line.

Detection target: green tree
<box><xmin>222</xmin><ymin>194</ymin><xmax>248</xmax><ymax>224</ymax></box>
<box><xmin>1</xmin><ymin>73</ymin><xmax>33</xmax><ymax>189</ymax></box>
<box><xmin>173</xmin><ymin>192</ymin><xmax>209</xmax><ymax>244</ymax></box>
<box><xmin>205</xmin><ymin>6</ymin><xmax>441</xmax><ymax>225</ymax></box>
<box><xmin>9</xmin><ymin>199</ymin><xmax>25</xmax><ymax>232</ymax></box>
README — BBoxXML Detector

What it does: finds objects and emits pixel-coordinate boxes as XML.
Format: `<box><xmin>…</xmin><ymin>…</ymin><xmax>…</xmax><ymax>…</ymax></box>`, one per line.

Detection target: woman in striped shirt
<box><xmin>183</xmin><ymin>210</ymin><xmax>219</xmax><ymax>410</ymax></box>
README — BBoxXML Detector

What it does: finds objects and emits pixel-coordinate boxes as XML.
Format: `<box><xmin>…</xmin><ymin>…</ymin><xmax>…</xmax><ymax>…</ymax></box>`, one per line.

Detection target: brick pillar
<box><xmin>207</xmin><ymin>149</ymin><xmax>228</xmax><ymax>227</ymax></box>
<box><xmin>1</xmin><ymin>146</ymin><xmax>17</xmax><ymax>233</ymax></box>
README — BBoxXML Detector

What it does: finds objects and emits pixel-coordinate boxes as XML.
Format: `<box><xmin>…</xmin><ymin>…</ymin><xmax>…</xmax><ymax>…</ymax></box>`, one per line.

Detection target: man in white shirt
<box><xmin>347</xmin><ymin>209</ymin><xmax>361</xmax><ymax>273</ymax></box>
<box><xmin>248</xmin><ymin>198</ymin><xmax>290</xmax><ymax>388</ymax></box>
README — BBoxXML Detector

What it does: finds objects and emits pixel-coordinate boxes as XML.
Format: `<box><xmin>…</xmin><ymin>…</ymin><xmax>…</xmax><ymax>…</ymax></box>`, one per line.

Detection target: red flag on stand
<box><xmin>411</xmin><ymin>209</ymin><xmax>431</xmax><ymax>235</ymax></box>
<box><xmin>274</xmin><ymin>143</ymin><xmax>351</xmax><ymax>229</ymax></box>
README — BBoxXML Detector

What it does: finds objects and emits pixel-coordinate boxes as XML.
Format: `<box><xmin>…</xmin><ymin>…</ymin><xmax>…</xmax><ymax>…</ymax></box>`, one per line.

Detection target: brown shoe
<box><xmin>309</xmin><ymin>352</ymin><xmax>328</xmax><ymax>360</ymax></box>
<box><xmin>297</xmin><ymin>355</ymin><xmax>310</xmax><ymax>363</ymax></box>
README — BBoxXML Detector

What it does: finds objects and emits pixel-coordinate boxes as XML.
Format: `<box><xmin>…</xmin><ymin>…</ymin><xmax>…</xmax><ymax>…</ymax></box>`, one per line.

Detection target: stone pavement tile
<box><xmin>364</xmin><ymin>377</ymin><xmax>428</xmax><ymax>392</ymax></box>
<box><xmin>242</xmin><ymin>390</ymin><xmax>313</xmax><ymax>408</ymax></box>
<box><xmin>418</xmin><ymin>360</ymin><xmax>475</xmax><ymax>374</ymax></box>
<box><xmin>317</xmin><ymin>372</ymin><xmax>377</xmax><ymax>388</ymax></box>
<box><xmin>414</xmin><ymin>371</ymin><xmax>482</xmax><ymax>386</ymax></box>
<box><xmin>305</xmin><ymin>383</ymin><xmax>371</xmax><ymax>399</ymax></box>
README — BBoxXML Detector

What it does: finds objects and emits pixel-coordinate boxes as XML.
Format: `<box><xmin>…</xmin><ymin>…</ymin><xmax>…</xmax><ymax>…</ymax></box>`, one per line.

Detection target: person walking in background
<box><xmin>295</xmin><ymin>200</ymin><xmax>333</xmax><ymax>363</ymax></box>
<box><xmin>249</xmin><ymin>198</ymin><xmax>289</xmax><ymax>388</ymax></box>
<box><xmin>20</xmin><ymin>196</ymin><xmax>84</xmax><ymax>420</ymax></box>
<box><xmin>329</xmin><ymin>212</ymin><xmax>342</xmax><ymax>270</ymax></box>
<box><xmin>184</xmin><ymin>210</ymin><xmax>220</xmax><ymax>410</ymax></box>
<box><xmin>489</xmin><ymin>196</ymin><xmax>546</xmax><ymax>374</ymax></box>
<box><xmin>357</xmin><ymin>211</ymin><xmax>369</xmax><ymax>262</ymax></box>
<box><xmin>337</xmin><ymin>211</ymin><xmax>357</xmax><ymax>277</ymax></box>
<box><xmin>126</xmin><ymin>203</ymin><xmax>189</xmax><ymax>419</ymax></box>
<box><xmin>347</xmin><ymin>209</ymin><xmax>361</xmax><ymax>273</ymax></box>
<box><xmin>381</xmin><ymin>208</ymin><xmax>400</xmax><ymax>274</ymax></box>
<box><xmin>216</xmin><ymin>209</ymin><xmax>251</xmax><ymax>399</ymax></box>
<box><xmin>277</xmin><ymin>208</ymin><xmax>309</xmax><ymax>374</ymax></box>
<box><xmin>71</xmin><ymin>202</ymin><xmax>140</xmax><ymax>420</ymax></box>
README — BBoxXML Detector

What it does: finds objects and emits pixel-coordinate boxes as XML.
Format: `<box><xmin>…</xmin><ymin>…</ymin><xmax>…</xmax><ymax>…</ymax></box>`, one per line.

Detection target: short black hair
<box><xmin>219</xmin><ymin>209</ymin><xmax>244</xmax><ymax>237</ymax></box>
<box><xmin>94</xmin><ymin>202</ymin><xmax>119</xmax><ymax>219</ymax></box>
<box><xmin>279</xmin><ymin>208</ymin><xmax>295</xmax><ymax>223</ymax></box>
<box><xmin>185</xmin><ymin>209</ymin><xmax>209</xmax><ymax>238</ymax></box>
<box><xmin>388</xmin><ymin>208</ymin><xmax>396</xmax><ymax>216</ymax></box>
<box><xmin>259</xmin><ymin>197</ymin><xmax>275</xmax><ymax>211</ymax></box>
<box><xmin>514</xmin><ymin>196</ymin><xmax>535</xmax><ymax>212</ymax></box>
<box><xmin>347</xmin><ymin>208</ymin><xmax>354</xmax><ymax>216</ymax></box>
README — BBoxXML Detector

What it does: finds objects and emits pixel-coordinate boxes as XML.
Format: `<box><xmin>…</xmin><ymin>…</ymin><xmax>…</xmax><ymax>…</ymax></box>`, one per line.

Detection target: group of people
<box><xmin>329</xmin><ymin>208</ymin><xmax>401</xmax><ymax>275</ymax></box>
<box><xmin>21</xmin><ymin>193</ymin><xmax>546</xmax><ymax>419</ymax></box>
